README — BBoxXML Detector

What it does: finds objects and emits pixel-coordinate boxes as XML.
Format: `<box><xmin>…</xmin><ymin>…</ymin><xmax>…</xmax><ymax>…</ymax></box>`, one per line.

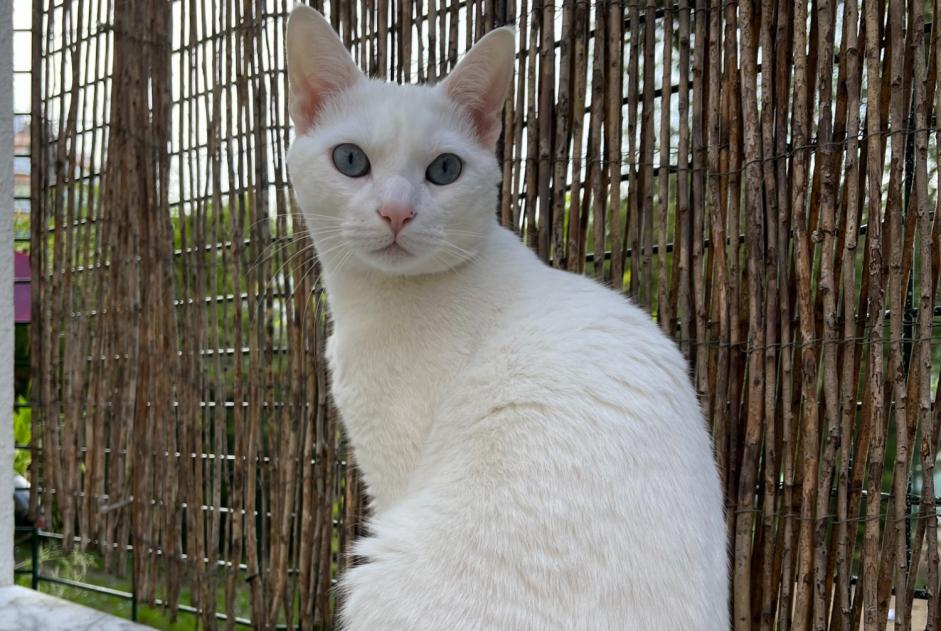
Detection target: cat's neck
<box><xmin>322</xmin><ymin>220</ymin><xmax>525</xmax><ymax>329</ymax></box>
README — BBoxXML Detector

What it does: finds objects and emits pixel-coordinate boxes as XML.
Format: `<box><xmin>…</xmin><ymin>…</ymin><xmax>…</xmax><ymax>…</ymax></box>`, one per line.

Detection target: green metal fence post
<box><xmin>30</xmin><ymin>525</ymin><xmax>38</xmax><ymax>590</ymax></box>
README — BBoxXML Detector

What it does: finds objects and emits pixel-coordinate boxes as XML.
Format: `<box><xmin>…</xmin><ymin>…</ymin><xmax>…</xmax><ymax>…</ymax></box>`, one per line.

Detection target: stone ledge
<box><xmin>0</xmin><ymin>585</ymin><xmax>154</xmax><ymax>630</ymax></box>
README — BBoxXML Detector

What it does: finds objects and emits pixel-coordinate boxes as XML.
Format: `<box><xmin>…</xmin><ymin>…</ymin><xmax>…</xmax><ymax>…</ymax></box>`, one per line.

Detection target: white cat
<box><xmin>285</xmin><ymin>6</ymin><xmax>728</xmax><ymax>630</ymax></box>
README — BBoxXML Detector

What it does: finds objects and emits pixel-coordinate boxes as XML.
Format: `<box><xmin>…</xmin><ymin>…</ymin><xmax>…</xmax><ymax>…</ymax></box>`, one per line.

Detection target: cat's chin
<box><xmin>353</xmin><ymin>244</ymin><xmax>464</xmax><ymax>277</ymax></box>
<box><xmin>358</xmin><ymin>244</ymin><xmax>428</xmax><ymax>275</ymax></box>
<box><xmin>371</xmin><ymin>242</ymin><xmax>412</xmax><ymax>258</ymax></box>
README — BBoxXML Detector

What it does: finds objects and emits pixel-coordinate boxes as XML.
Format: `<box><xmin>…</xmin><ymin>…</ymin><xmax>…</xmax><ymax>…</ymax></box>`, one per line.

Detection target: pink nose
<box><xmin>377</xmin><ymin>203</ymin><xmax>416</xmax><ymax>236</ymax></box>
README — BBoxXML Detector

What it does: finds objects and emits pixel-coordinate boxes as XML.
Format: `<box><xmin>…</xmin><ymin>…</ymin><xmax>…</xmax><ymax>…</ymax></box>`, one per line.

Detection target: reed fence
<box><xmin>26</xmin><ymin>0</ymin><xmax>941</xmax><ymax>629</ymax></box>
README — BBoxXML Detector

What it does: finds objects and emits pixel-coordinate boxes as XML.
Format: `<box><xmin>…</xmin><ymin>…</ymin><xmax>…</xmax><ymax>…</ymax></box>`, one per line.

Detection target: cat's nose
<box><xmin>377</xmin><ymin>203</ymin><xmax>416</xmax><ymax>236</ymax></box>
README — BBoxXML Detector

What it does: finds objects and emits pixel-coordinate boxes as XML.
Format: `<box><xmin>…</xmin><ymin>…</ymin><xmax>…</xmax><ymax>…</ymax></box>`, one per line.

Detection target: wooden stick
<box><xmin>756</xmin><ymin>2</ymin><xmax>781</xmax><ymax>627</ymax></box>
<box><xmin>808</xmin><ymin>0</ymin><xmax>840</xmax><ymax>627</ymax></box>
<box><xmin>565</xmin><ymin>1</ymin><xmax>588</xmax><ymax>273</ymax></box>
<box><xmin>509</xmin><ymin>0</ymin><xmax>528</xmax><ymax>234</ymax></box>
<box><xmin>733</xmin><ymin>0</ymin><xmax>765</xmax><ymax>627</ymax></box>
<box><xmin>861</xmin><ymin>0</ymin><xmax>888</xmax><ymax>624</ymax></box>
<box><xmin>884</xmin><ymin>0</ymin><xmax>912</xmax><ymax>624</ymax></box>
<box><xmin>788</xmin><ymin>0</ymin><xmax>821</xmax><ymax>625</ymax></box>
<box><xmin>675</xmin><ymin>0</ymin><xmax>692</xmax><ymax>357</ymax></box>
<box><xmin>535</xmin><ymin>0</ymin><xmax>554</xmax><ymax>262</ymax></box>
<box><xmin>523</xmin><ymin>0</ymin><xmax>540</xmax><ymax>252</ymax></box>
<box><xmin>656</xmin><ymin>3</ymin><xmax>673</xmax><ymax>333</ymax></box>
<box><xmin>832</xmin><ymin>1</ymin><xmax>863</xmax><ymax>628</ymax></box>
<box><xmin>588</xmin><ymin>2</ymin><xmax>607</xmax><ymax>281</ymax></box>
<box><xmin>625</xmin><ymin>1</ymin><xmax>639</xmax><ymax>295</ymax></box>
<box><xmin>690</xmin><ymin>0</ymin><xmax>709</xmax><ymax>430</ymax></box>
<box><xmin>550</xmin><ymin>0</ymin><xmax>572</xmax><ymax>269</ymax></box>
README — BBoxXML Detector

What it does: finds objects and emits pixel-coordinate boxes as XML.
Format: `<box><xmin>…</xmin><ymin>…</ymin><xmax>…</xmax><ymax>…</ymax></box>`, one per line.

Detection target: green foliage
<box><xmin>13</xmin><ymin>395</ymin><xmax>31</xmax><ymax>476</ymax></box>
<box><xmin>14</xmin><ymin>212</ymin><xmax>30</xmax><ymax>253</ymax></box>
<box><xmin>16</xmin><ymin>542</ymin><xmax>96</xmax><ymax>600</ymax></box>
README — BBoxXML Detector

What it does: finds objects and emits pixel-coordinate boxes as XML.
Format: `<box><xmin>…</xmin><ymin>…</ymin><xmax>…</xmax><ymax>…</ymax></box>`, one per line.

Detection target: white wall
<box><xmin>0</xmin><ymin>0</ymin><xmax>14</xmax><ymax>588</ymax></box>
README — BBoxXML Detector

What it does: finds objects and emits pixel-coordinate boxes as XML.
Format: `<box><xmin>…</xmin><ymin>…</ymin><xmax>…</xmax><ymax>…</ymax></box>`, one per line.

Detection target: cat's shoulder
<box><xmin>496</xmin><ymin>264</ymin><xmax>680</xmax><ymax>358</ymax></box>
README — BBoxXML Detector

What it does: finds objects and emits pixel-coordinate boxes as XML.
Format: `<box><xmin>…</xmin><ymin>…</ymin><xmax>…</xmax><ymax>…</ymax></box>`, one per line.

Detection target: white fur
<box><xmin>286</xmin><ymin>7</ymin><xmax>728</xmax><ymax>630</ymax></box>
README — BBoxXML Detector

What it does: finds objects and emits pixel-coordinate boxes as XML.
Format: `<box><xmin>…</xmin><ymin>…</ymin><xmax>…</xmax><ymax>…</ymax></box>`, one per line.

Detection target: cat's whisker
<box><xmin>309</xmin><ymin>225</ymin><xmax>347</xmax><ymax>233</ymax></box>
<box><xmin>307</xmin><ymin>229</ymin><xmax>349</xmax><ymax>240</ymax></box>
<box><xmin>296</xmin><ymin>266</ymin><xmax>322</xmax><ymax>333</ymax></box>
<box><xmin>253</xmin><ymin>237</ymin><xmax>352</xmax><ymax>304</ymax></box>
<box><xmin>298</xmin><ymin>245</ymin><xmax>353</xmax><ymax>334</ymax></box>
<box><xmin>303</xmin><ymin>212</ymin><xmax>348</xmax><ymax>223</ymax></box>
<box><xmin>436</xmin><ymin>241</ymin><xmax>478</xmax><ymax>266</ymax></box>
<box><xmin>239</xmin><ymin>214</ymin><xmax>280</xmax><ymax>235</ymax></box>
<box><xmin>249</xmin><ymin>232</ymin><xmax>335</xmax><ymax>280</ymax></box>
<box><xmin>262</xmin><ymin>242</ymin><xmax>324</xmax><ymax>288</ymax></box>
<box><xmin>289</xmin><ymin>244</ymin><xmax>323</xmax><ymax>295</ymax></box>
<box><xmin>309</xmin><ymin>239</ymin><xmax>352</xmax><ymax>264</ymax></box>
<box><xmin>246</xmin><ymin>232</ymin><xmax>311</xmax><ymax>275</ymax></box>
<box><xmin>333</xmin><ymin>247</ymin><xmax>355</xmax><ymax>277</ymax></box>
<box><xmin>439</xmin><ymin>239</ymin><xmax>475</xmax><ymax>255</ymax></box>
<box><xmin>436</xmin><ymin>243</ymin><xmax>472</xmax><ymax>271</ymax></box>
<box><xmin>442</xmin><ymin>229</ymin><xmax>482</xmax><ymax>237</ymax></box>
<box><xmin>289</xmin><ymin>241</ymin><xmax>344</xmax><ymax>305</ymax></box>
<box><xmin>428</xmin><ymin>252</ymin><xmax>457</xmax><ymax>274</ymax></box>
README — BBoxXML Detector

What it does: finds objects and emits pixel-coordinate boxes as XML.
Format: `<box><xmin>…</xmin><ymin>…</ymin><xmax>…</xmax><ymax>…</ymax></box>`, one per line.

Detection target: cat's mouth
<box><xmin>371</xmin><ymin>242</ymin><xmax>413</xmax><ymax>257</ymax></box>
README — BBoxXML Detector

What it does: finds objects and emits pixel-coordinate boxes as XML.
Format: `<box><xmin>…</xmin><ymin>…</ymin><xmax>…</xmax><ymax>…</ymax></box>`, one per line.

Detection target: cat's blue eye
<box><xmin>425</xmin><ymin>153</ymin><xmax>462</xmax><ymax>185</ymax></box>
<box><xmin>332</xmin><ymin>143</ymin><xmax>371</xmax><ymax>178</ymax></box>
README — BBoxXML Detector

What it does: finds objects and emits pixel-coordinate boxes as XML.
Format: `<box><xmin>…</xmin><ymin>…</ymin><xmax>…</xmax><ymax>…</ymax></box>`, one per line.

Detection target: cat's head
<box><xmin>285</xmin><ymin>6</ymin><xmax>514</xmax><ymax>276</ymax></box>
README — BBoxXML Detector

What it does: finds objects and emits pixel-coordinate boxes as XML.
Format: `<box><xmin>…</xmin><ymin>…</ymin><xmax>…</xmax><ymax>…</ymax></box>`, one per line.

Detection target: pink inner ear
<box><xmin>468</xmin><ymin>109</ymin><xmax>499</xmax><ymax>146</ymax></box>
<box><xmin>291</xmin><ymin>86</ymin><xmax>323</xmax><ymax>135</ymax></box>
<box><xmin>291</xmin><ymin>75</ymin><xmax>346</xmax><ymax>134</ymax></box>
<box><xmin>447</xmin><ymin>83</ymin><xmax>503</xmax><ymax>148</ymax></box>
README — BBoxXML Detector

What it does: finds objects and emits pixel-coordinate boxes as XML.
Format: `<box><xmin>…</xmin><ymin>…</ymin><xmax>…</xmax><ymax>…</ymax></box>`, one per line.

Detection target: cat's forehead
<box><xmin>320</xmin><ymin>79</ymin><xmax>472</xmax><ymax>156</ymax></box>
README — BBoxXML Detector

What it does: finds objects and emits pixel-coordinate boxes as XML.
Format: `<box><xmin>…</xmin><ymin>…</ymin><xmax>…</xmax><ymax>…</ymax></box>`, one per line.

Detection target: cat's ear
<box><xmin>286</xmin><ymin>5</ymin><xmax>363</xmax><ymax>134</ymax></box>
<box><xmin>442</xmin><ymin>27</ymin><xmax>516</xmax><ymax>148</ymax></box>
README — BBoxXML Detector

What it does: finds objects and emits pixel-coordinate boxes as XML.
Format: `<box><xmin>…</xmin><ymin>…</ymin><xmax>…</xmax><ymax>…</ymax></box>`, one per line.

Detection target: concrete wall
<box><xmin>0</xmin><ymin>0</ymin><xmax>14</xmax><ymax>588</ymax></box>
